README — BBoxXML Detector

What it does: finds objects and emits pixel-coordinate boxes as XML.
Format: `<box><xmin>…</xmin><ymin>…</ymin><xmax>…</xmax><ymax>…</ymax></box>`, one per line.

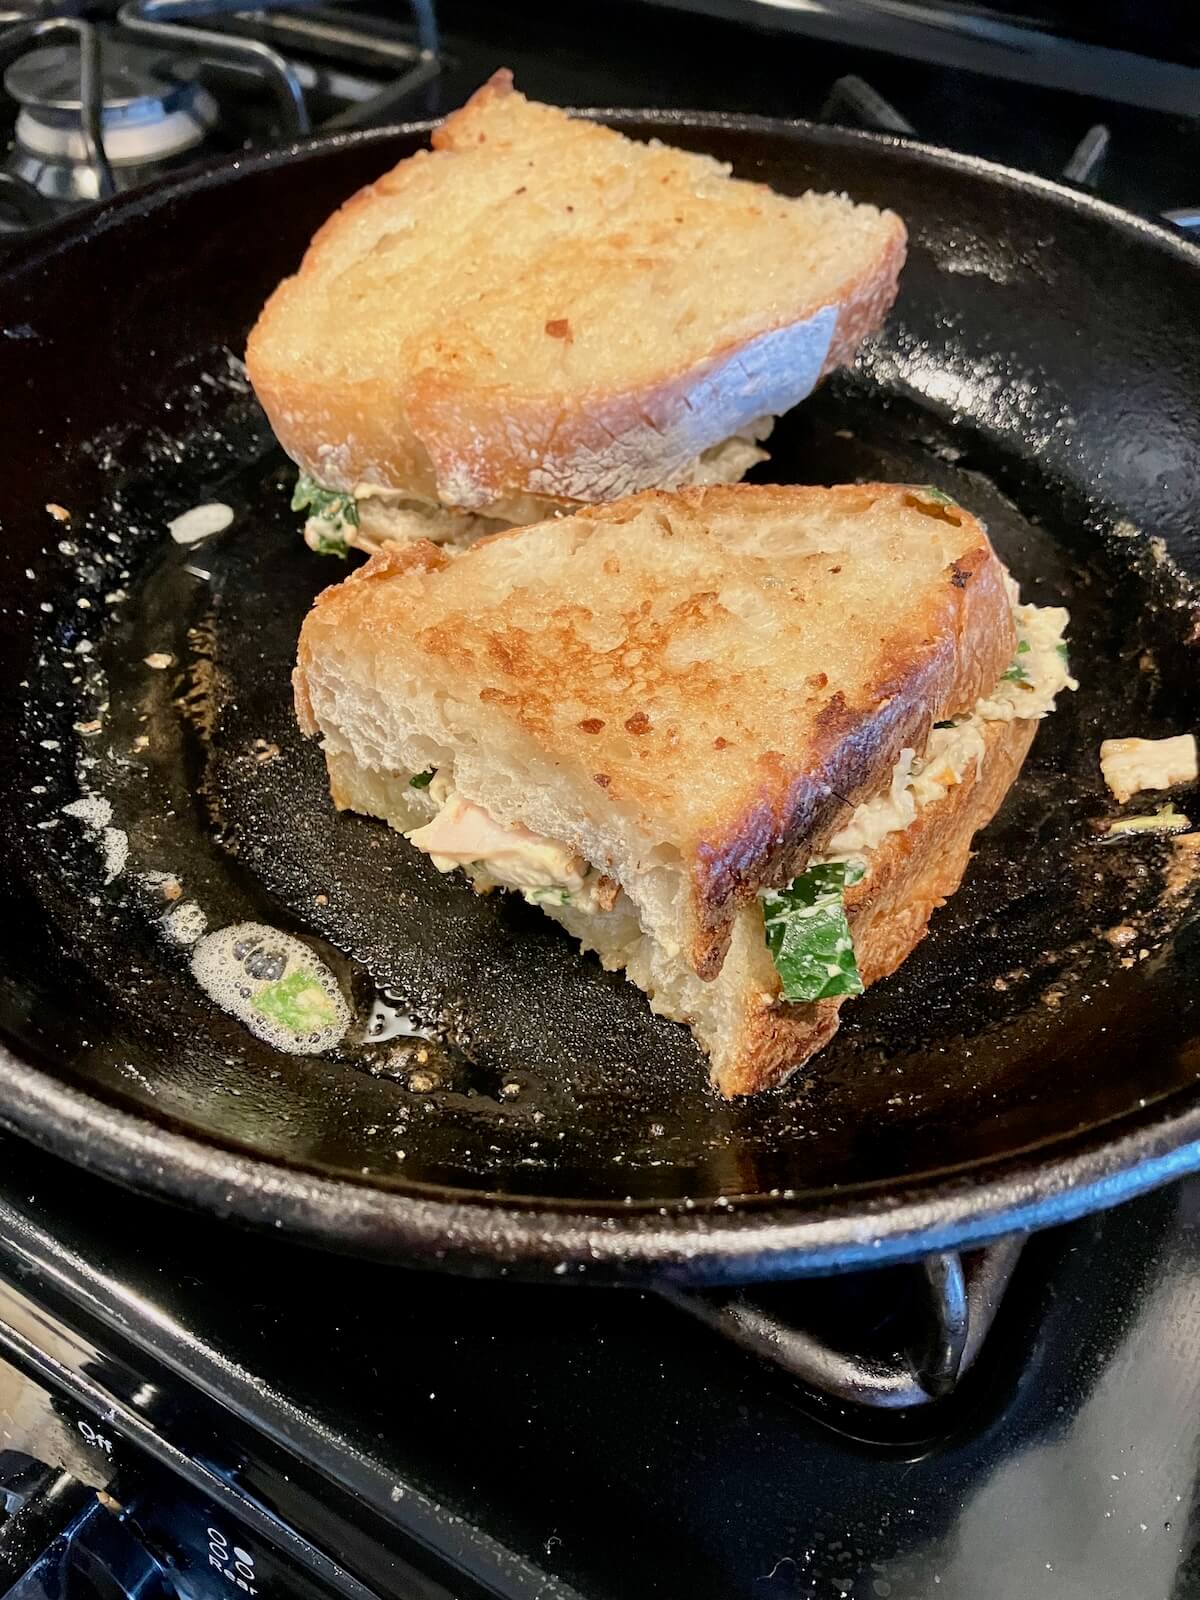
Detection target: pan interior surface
<box><xmin>1</xmin><ymin>118</ymin><xmax>1199</xmax><ymax>1226</ymax></box>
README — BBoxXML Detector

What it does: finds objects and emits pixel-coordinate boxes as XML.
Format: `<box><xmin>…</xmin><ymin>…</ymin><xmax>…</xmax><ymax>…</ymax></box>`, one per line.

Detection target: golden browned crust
<box><xmin>672</xmin><ymin>487</ymin><xmax>1015</xmax><ymax>977</ymax></box>
<box><xmin>245</xmin><ymin>76</ymin><xmax>906</xmax><ymax>511</ymax></box>
<box><xmin>293</xmin><ymin>484</ymin><xmax>1017</xmax><ymax>986</ymax></box>
<box><xmin>713</xmin><ymin>712</ymin><xmax>1038</xmax><ymax>1096</ymax></box>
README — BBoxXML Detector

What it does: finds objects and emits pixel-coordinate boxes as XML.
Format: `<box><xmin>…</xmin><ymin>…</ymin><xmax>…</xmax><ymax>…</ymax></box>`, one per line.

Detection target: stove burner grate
<box><xmin>0</xmin><ymin>0</ymin><xmax>441</xmax><ymax>230</ymax></box>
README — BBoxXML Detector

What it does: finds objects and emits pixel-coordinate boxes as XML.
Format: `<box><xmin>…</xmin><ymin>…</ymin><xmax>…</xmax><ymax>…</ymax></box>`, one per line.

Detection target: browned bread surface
<box><xmin>247</xmin><ymin>72</ymin><xmax>906</xmax><ymax>512</ymax></box>
<box><xmin>295</xmin><ymin>483</ymin><xmax>1016</xmax><ymax>981</ymax></box>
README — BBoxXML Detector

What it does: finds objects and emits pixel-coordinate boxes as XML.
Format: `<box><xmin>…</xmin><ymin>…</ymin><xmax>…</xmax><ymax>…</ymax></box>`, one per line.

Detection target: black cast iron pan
<box><xmin>1</xmin><ymin>113</ymin><xmax>1199</xmax><ymax>1284</ymax></box>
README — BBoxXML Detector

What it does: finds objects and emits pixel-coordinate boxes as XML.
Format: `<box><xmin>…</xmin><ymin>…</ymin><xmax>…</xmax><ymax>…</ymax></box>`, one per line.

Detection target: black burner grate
<box><xmin>0</xmin><ymin>0</ymin><xmax>441</xmax><ymax>231</ymax></box>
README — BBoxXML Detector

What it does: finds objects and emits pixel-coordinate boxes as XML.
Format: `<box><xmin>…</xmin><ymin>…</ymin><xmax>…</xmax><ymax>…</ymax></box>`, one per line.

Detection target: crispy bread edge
<box><xmin>664</xmin><ymin>484</ymin><xmax>1017</xmax><ymax>978</ymax></box>
<box><xmin>714</xmin><ymin>711</ymin><xmax>1038</xmax><ymax>1096</ymax></box>
<box><xmin>404</xmin><ymin>228</ymin><xmax>905</xmax><ymax>507</ymax></box>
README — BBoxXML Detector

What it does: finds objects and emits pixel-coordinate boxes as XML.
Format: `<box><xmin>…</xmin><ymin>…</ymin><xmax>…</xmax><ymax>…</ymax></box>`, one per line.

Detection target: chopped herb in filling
<box><xmin>292</xmin><ymin>472</ymin><xmax>359</xmax><ymax>557</ymax></box>
<box><xmin>761</xmin><ymin>861</ymin><xmax>866</xmax><ymax>1003</ymax></box>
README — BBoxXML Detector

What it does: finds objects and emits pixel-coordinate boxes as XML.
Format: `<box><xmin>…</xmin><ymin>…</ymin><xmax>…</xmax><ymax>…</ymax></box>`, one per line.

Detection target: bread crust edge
<box><xmin>713</xmin><ymin>711</ymin><xmax>1038</xmax><ymax>1095</ymax></box>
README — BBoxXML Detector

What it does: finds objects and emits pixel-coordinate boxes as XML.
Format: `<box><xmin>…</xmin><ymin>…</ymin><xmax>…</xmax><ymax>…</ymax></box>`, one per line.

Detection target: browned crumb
<box><xmin>144</xmin><ymin>652</ymin><xmax>173</xmax><ymax>670</ymax></box>
<box><xmin>315</xmin><ymin>893</ymin><xmax>329</xmax><ymax>906</ymax></box>
<box><xmin>73</xmin><ymin>719</ymin><xmax>102</xmax><ymax>735</ymax></box>
<box><xmin>251</xmin><ymin>739</ymin><xmax>281</xmax><ymax>763</ymax></box>
<box><xmin>1166</xmin><ymin>833</ymin><xmax>1200</xmax><ymax>899</ymax></box>
<box><xmin>45</xmin><ymin>503</ymin><xmax>71</xmax><ymax>522</ymax></box>
<box><xmin>1104</xmin><ymin>923</ymin><xmax>1138</xmax><ymax>948</ymax></box>
<box><xmin>161</xmin><ymin>877</ymin><xmax>183</xmax><ymax>902</ymax></box>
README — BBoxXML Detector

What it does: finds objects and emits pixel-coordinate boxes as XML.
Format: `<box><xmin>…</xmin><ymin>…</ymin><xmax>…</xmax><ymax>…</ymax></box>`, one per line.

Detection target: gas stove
<box><xmin>1</xmin><ymin>0</ymin><xmax>1199</xmax><ymax>238</ymax></box>
<box><xmin>4</xmin><ymin>1132</ymin><xmax>1200</xmax><ymax>1600</ymax></box>
<box><xmin>2</xmin><ymin>3</ymin><xmax>1200</xmax><ymax>1598</ymax></box>
<box><xmin>0</xmin><ymin>0</ymin><xmax>441</xmax><ymax>232</ymax></box>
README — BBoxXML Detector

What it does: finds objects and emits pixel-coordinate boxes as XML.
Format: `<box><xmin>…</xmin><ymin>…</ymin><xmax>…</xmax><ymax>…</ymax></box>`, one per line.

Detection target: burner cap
<box><xmin>7</xmin><ymin>39</ymin><xmax>178</xmax><ymax>114</ymax></box>
<box><xmin>4</xmin><ymin>39</ymin><xmax>218</xmax><ymax>193</ymax></box>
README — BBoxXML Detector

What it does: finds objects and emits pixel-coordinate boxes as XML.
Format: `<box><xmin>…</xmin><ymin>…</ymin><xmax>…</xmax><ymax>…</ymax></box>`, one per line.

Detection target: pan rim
<box><xmin>2</xmin><ymin>107</ymin><xmax>1198</xmax><ymax>282</ymax></box>
<box><xmin>4</xmin><ymin>108</ymin><xmax>1200</xmax><ymax>1280</ymax></box>
<box><xmin>3</xmin><ymin>1044</ymin><xmax>1200</xmax><ymax>1281</ymax></box>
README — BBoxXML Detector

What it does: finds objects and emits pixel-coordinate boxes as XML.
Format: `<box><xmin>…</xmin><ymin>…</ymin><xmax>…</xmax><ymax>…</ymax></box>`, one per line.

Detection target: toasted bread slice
<box><xmin>248</xmin><ymin>73</ymin><xmax>906</xmax><ymax>536</ymax></box>
<box><xmin>295</xmin><ymin>484</ymin><xmax>1016</xmax><ymax>981</ymax></box>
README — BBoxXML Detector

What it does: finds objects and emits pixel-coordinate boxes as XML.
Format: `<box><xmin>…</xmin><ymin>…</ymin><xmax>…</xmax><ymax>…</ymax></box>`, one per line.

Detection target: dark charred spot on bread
<box><xmin>943</xmin><ymin>545</ymin><xmax>990</xmax><ymax>593</ymax></box>
<box><xmin>624</xmin><ymin>711</ymin><xmax>651</xmax><ymax>736</ymax></box>
<box><xmin>479</xmin><ymin>686</ymin><xmax>519</xmax><ymax>709</ymax></box>
<box><xmin>829</xmin><ymin>565</ymin><xmax>842</xmax><ymax>574</ymax></box>
<box><xmin>814</xmin><ymin>691</ymin><xmax>851</xmax><ymax>733</ymax></box>
<box><xmin>545</xmin><ymin>318</ymin><xmax>573</xmax><ymax>341</ymax></box>
<box><xmin>579</xmin><ymin>717</ymin><xmax>605</xmax><ymax>734</ymax></box>
<box><xmin>593</xmin><ymin>773</ymin><xmax>611</xmax><ymax>788</ymax></box>
<box><xmin>603</xmin><ymin>556</ymin><xmax>620</xmax><ymax>576</ymax></box>
<box><xmin>714</xmin><ymin>736</ymin><xmax>729</xmax><ymax>750</ymax></box>
<box><xmin>514</xmin><ymin>185</ymin><xmax>526</xmax><ymax>194</ymax></box>
<box><xmin>807</xmin><ymin>672</ymin><xmax>828</xmax><ymax>689</ymax></box>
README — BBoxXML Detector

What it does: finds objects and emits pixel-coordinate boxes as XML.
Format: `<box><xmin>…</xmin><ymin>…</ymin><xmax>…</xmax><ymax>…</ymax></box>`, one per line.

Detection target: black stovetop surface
<box><xmin>3</xmin><ymin>1130</ymin><xmax>1200</xmax><ymax>1600</ymax></box>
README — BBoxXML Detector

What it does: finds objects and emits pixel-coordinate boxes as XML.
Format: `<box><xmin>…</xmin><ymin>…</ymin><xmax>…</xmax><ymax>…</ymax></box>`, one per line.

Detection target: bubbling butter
<box><xmin>191</xmin><ymin>922</ymin><xmax>350</xmax><ymax>1055</ymax></box>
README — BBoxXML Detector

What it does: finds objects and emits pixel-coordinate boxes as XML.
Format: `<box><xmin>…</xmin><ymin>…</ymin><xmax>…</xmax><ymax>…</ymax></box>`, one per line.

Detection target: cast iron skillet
<box><xmin>1</xmin><ymin>113</ymin><xmax>1199</xmax><ymax>1284</ymax></box>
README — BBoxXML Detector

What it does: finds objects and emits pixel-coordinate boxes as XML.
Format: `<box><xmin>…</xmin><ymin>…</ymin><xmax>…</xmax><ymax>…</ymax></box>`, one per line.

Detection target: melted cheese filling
<box><xmin>1099</xmin><ymin>735</ymin><xmax>1197</xmax><ymax>806</ymax></box>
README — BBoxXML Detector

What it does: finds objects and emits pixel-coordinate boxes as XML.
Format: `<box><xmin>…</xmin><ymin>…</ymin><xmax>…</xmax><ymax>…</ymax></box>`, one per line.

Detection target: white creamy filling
<box><xmin>1099</xmin><ymin>734</ymin><xmax>1197</xmax><ymax>806</ymax></box>
<box><xmin>823</xmin><ymin>600</ymin><xmax>1075</xmax><ymax>863</ymax></box>
<box><xmin>405</xmin><ymin>774</ymin><xmax>613</xmax><ymax>912</ymax></box>
<box><xmin>302</xmin><ymin>421</ymin><xmax>774</xmax><ymax>552</ymax></box>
